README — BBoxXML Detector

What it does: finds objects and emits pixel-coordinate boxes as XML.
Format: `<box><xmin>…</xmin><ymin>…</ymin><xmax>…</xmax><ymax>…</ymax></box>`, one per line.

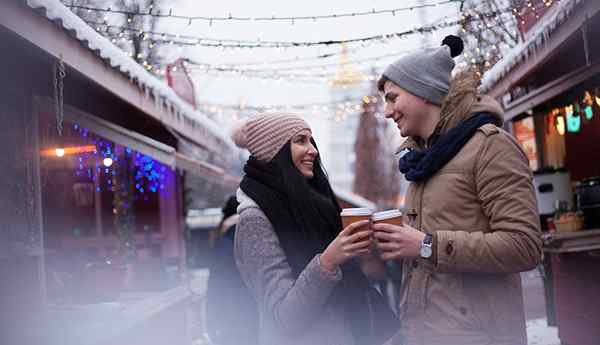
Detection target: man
<box><xmin>372</xmin><ymin>35</ymin><xmax>542</xmax><ymax>345</ymax></box>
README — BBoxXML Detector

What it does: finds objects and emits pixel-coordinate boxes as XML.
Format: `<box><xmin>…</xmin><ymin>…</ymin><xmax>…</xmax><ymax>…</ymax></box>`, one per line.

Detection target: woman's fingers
<box><xmin>345</xmin><ymin>239</ymin><xmax>372</xmax><ymax>253</ymax></box>
<box><xmin>355</xmin><ymin>248</ymin><xmax>370</xmax><ymax>256</ymax></box>
<box><xmin>341</xmin><ymin>220</ymin><xmax>370</xmax><ymax>235</ymax></box>
<box><xmin>346</xmin><ymin>229</ymin><xmax>372</xmax><ymax>243</ymax></box>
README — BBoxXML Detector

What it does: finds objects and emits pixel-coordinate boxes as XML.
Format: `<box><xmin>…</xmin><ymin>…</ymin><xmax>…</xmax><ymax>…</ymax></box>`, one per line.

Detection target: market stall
<box><xmin>482</xmin><ymin>1</ymin><xmax>600</xmax><ymax>344</ymax></box>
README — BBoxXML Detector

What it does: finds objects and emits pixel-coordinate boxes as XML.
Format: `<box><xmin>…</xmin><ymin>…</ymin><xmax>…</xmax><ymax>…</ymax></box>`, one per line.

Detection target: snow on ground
<box><xmin>527</xmin><ymin>318</ymin><xmax>560</xmax><ymax>345</ymax></box>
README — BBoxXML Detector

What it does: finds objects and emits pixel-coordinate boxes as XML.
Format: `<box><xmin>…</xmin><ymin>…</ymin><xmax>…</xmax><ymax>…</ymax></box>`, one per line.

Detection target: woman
<box><xmin>232</xmin><ymin>114</ymin><xmax>391</xmax><ymax>345</ymax></box>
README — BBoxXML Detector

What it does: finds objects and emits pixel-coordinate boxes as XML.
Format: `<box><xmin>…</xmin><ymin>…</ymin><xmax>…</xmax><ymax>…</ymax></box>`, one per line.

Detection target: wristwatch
<box><xmin>420</xmin><ymin>233</ymin><xmax>433</xmax><ymax>258</ymax></box>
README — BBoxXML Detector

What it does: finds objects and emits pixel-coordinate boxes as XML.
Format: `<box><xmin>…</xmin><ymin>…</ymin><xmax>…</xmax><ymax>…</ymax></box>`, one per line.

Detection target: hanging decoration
<box><xmin>180</xmin><ymin>49</ymin><xmax>428</xmax><ymax>74</ymax></box>
<box><xmin>85</xmin><ymin>8</ymin><xmax>509</xmax><ymax>51</ymax></box>
<box><xmin>199</xmin><ymin>95</ymin><xmax>381</xmax><ymax>122</ymax></box>
<box><xmin>583</xmin><ymin>91</ymin><xmax>594</xmax><ymax>120</ymax></box>
<box><xmin>554</xmin><ymin>111</ymin><xmax>566</xmax><ymax>136</ymax></box>
<box><xmin>70</xmin><ymin>122</ymin><xmax>171</xmax><ymax>197</ymax></box>
<box><xmin>89</xmin><ymin>18</ymin><xmax>457</xmax><ymax>49</ymax></box>
<box><xmin>53</xmin><ymin>55</ymin><xmax>66</xmax><ymax>149</ymax></box>
<box><xmin>565</xmin><ymin>104</ymin><xmax>581</xmax><ymax>133</ymax></box>
<box><xmin>68</xmin><ymin>0</ymin><xmax>461</xmax><ymax>25</ymax></box>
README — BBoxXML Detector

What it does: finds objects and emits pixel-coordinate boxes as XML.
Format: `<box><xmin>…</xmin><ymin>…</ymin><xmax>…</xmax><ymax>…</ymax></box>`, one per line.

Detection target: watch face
<box><xmin>420</xmin><ymin>245</ymin><xmax>433</xmax><ymax>258</ymax></box>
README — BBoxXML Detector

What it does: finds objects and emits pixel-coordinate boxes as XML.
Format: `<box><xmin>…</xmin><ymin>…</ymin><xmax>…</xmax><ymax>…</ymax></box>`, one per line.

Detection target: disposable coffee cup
<box><xmin>340</xmin><ymin>208</ymin><xmax>373</xmax><ymax>229</ymax></box>
<box><xmin>371</xmin><ymin>209</ymin><xmax>403</xmax><ymax>226</ymax></box>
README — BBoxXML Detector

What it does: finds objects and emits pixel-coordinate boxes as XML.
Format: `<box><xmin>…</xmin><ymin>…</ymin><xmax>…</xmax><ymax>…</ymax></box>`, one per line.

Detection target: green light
<box><xmin>584</xmin><ymin>105</ymin><xmax>594</xmax><ymax>120</ymax></box>
<box><xmin>565</xmin><ymin>105</ymin><xmax>581</xmax><ymax>133</ymax></box>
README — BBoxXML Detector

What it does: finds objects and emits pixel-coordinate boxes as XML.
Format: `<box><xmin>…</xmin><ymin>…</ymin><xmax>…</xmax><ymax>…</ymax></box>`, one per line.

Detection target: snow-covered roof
<box><xmin>480</xmin><ymin>0</ymin><xmax>583</xmax><ymax>92</ymax></box>
<box><xmin>25</xmin><ymin>0</ymin><xmax>235</xmax><ymax>152</ymax></box>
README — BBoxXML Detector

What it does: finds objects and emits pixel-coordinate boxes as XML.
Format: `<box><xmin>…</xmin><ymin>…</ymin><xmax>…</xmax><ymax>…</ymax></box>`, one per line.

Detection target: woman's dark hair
<box><xmin>270</xmin><ymin>138</ymin><xmax>342</xmax><ymax>252</ymax></box>
<box><xmin>222</xmin><ymin>195</ymin><xmax>240</xmax><ymax>219</ymax></box>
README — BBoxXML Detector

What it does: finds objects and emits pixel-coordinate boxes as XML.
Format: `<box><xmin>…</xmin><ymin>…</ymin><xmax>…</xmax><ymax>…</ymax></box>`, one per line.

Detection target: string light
<box><xmin>198</xmin><ymin>95</ymin><xmax>381</xmax><ymax>122</ymax></box>
<box><xmin>69</xmin><ymin>122</ymin><xmax>172</xmax><ymax>196</ymax></box>
<box><xmin>84</xmin><ymin>10</ymin><xmax>503</xmax><ymax>50</ymax></box>
<box><xmin>179</xmin><ymin>48</ymin><xmax>435</xmax><ymax>74</ymax></box>
<box><xmin>67</xmin><ymin>0</ymin><xmax>461</xmax><ymax>25</ymax></box>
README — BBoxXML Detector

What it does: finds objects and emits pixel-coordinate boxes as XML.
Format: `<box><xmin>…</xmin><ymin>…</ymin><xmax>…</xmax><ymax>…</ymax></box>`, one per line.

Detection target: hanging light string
<box><xmin>194</xmin><ymin>48</ymin><xmax>363</xmax><ymax>67</ymax></box>
<box><xmin>191</xmin><ymin>70</ymin><xmax>379</xmax><ymax>84</ymax></box>
<box><xmin>131</xmin><ymin>49</ymin><xmax>433</xmax><ymax>76</ymax></box>
<box><xmin>86</xmin><ymin>8</ymin><xmax>510</xmax><ymax>50</ymax></box>
<box><xmin>104</xmin><ymin>8</ymin><xmax>513</xmax><ymax>76</ymax></box>
<box><xmin>90</xmin><ymin>17</ymin><xmax>458</xmax><ymax>48</ymax></box>
<box><xmin>179</xmin><ymin>48</ymin><xmax>437</xmax><ymax>73</ymax></box>
<box><xmin>67</xmin><ymin>0</ymin><xmax>461</xmax><ymax>25</ymax></box>
<box><xmin>199</xmin><ymin>95</ymin><xmax>382</xmax><ymax>121</ymax></box>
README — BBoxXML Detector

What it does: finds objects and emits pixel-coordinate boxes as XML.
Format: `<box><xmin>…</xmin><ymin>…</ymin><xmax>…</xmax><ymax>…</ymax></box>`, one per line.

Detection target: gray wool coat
<box><xmin>234</xmin><ymin>188</ymin><xmax>356</xmax><ymax>345</ymax></box>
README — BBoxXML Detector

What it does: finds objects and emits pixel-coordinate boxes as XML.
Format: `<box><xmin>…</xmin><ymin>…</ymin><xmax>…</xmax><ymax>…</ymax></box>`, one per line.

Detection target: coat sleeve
<box><xmin>234</xmin><ymin>207</ymin><xmax>342</xmax><ymax>335</ymax></box>
<box><xmin>435</xmin><ymin>130</ymin><xmax>543</xmax><ymax>274</ymax></box>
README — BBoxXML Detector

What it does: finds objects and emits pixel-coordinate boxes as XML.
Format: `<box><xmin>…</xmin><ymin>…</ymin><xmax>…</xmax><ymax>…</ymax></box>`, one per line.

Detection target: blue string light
<box><xmin>71</xmin><ymin>122</ymin><xmax>171</xmax><ymax>198</ymax></box>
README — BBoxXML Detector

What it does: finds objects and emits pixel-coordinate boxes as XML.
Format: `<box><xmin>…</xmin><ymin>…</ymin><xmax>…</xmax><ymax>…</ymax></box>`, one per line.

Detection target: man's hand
<box><xmin>372</xmin><ymin>223</ymin><xmax>426</xmax><ymax>261</ymax></box>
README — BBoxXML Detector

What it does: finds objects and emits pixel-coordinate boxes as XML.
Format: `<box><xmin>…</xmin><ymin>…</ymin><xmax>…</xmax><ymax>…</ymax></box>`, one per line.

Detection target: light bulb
<box><xmin>103</xmin><ymin>157</ymin><xmax>113</xmax><ymax>167</ymax></box>
<box><xmin>55</xmin><ymin>148</ymin><xmax>65</xmax><ymax>157</ymax></box>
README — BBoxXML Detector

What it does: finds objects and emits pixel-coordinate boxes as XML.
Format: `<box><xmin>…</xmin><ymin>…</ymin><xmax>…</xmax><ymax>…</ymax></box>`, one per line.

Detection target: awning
<box><xmin>55</xmin><ymin>98</ymin><xmax>176</xmax><ymax>167</ymax></box>
<box><xmin>503</xmin><ymin>63</ymin><xmax>600</xmax><ymax>121</ymax></box>
<box><xmin>39</xmin><ymin>97</ymin><xmax>240</xmax><ymax>184</ymax></box>
<box><xmin>175</xmin><ymin>152</ymin><xmax>241</xmax><ymax>187</ymax></box>
<box><xmin>175</xmin><ymin>152</ymin><xmax>224</xmax><ymax>177</ymax></box>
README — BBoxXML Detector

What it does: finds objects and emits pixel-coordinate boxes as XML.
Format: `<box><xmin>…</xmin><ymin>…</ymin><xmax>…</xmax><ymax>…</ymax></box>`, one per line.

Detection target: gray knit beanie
<box><xmin>231</xmin><ymin>114</ymin><xmax>311</xmax><ymax>162</ymax></box>
<box><xmin>380</xmin><ymin>35</ymin><xmax>464</xmax><ymax>106</ymax></box>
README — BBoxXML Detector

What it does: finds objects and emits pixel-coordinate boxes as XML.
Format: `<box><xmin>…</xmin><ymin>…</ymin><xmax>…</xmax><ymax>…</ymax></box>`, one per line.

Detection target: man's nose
<box><xmin>384</xmin><ymin>104</ymin><xmax>394</xmax><ymax>118</ymax></box>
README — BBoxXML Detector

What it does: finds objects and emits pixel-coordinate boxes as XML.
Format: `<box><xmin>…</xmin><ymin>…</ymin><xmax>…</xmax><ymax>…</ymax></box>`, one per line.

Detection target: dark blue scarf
<box><xmin>399</xmin><ymin>112</ymin><xmax>499</xmax><ymax>182</ymax></box>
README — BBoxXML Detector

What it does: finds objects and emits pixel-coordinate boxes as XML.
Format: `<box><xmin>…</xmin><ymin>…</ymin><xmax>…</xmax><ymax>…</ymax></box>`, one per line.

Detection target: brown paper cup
<box><xmin>372</xmin><ymin>210</ymin><xmax>403</xmax><ymax>226</ymax></box>
<box><xmin>340</xmin><ymin>208</ymin><xmax>373</xmax><ymax>229</ymax></box>
<box><xmin>341</xmin><ymin>215</ymin><xmax>371</xmax><ymax>229</ymax></box>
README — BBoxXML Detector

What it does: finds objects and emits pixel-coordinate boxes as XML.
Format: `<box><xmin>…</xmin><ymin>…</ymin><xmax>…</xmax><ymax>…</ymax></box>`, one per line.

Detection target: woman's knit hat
<box><xmin>231</xmin><ymin>114</ymin><xmax>311</xmax><ymax>162</ymax></box>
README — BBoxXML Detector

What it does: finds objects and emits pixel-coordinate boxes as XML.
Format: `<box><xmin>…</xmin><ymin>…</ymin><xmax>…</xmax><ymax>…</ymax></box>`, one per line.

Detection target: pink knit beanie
<box><xmin>231</xmin><ymin>114</ymin><xmax>311</xmax><ymax>162</ymax></box>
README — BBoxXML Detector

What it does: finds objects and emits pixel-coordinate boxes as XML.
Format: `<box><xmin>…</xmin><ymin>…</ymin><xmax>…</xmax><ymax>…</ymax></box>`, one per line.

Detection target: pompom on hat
<box><xmin>230</xmin><ymin>114</ymin><xmax>311</xmax><ymax>162</ymax></box>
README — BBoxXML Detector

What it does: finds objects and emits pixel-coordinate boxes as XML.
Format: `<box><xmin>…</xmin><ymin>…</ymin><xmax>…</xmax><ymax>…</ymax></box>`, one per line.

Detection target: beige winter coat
<box><xmin>386</xmin><ymin>72</ymin><xmax>543</xmax><ymax>345</ymax></box>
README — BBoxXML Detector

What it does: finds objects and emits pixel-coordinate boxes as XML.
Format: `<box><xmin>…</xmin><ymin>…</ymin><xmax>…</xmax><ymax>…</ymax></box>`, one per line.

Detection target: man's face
<box><xmin>382</xmin><ymin>81</ymin><xmax>427</xmax><ymax>138</ymax></box>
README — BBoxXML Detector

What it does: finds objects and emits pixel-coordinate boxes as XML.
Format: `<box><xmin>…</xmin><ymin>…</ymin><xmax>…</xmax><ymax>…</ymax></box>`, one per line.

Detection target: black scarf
<box><xmin>240</xmin><ymin>156</ymin><xmax>374</xmax><ymax>344</ymax></box>
<box><xmin>399</xmin><ymin>112</ymin><xmax>499</xmax><ymax>182</ymax></box>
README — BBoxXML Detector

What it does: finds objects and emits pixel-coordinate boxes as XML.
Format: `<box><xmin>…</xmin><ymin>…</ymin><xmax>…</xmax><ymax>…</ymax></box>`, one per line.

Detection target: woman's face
<box><xmin>290</xmin><ymin>129</ymin><xmax>318</xmax><ymax>179</ymax></box>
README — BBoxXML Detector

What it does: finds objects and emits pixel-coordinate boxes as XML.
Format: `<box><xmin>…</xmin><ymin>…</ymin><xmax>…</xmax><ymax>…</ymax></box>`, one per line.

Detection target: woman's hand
<box><xmin>320</xmin><ymin>220</ymin><xmax>372</xmax><ymax>271</ymax></box>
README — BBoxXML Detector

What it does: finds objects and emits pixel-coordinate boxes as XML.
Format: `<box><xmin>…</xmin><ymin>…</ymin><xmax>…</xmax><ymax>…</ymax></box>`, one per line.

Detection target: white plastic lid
<box><xmin>340</xmin><ymin>208</ymin><xmax>373</xmax><ymax>216</ymax></box>
<box><xmin>371</xmin><ymin>209</ymin><xmax>403</xmax><ymax>222</ymax></box>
